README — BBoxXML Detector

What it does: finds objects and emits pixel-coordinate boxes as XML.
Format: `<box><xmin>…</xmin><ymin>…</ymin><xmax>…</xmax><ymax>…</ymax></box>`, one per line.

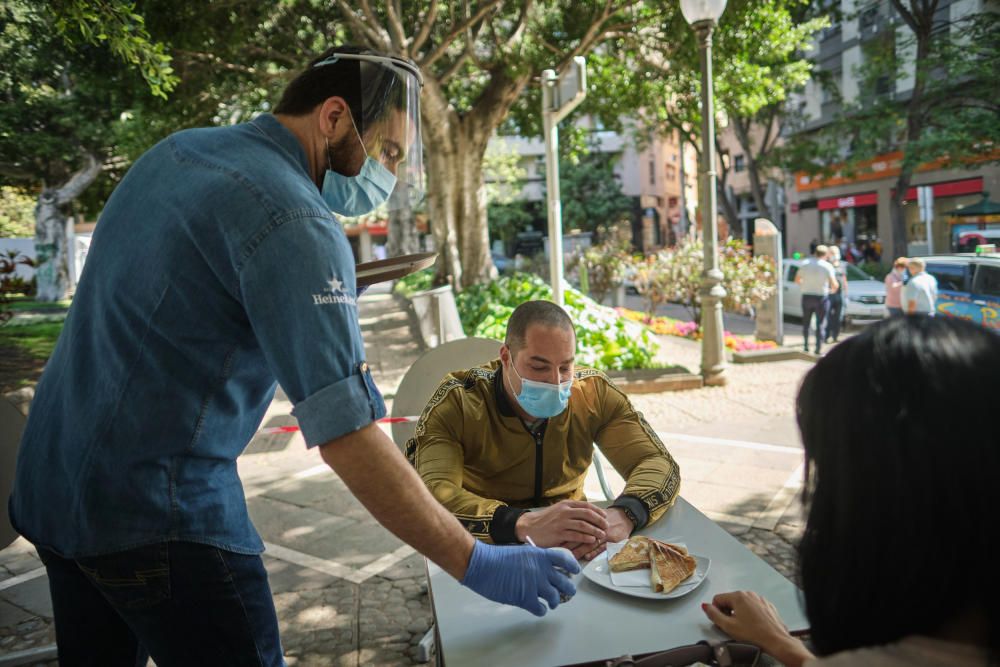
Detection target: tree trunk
<box><xmin>888</xmin><ymin>0</ymin><xmax>936</xmax><ymax>259</ymax></box>
<box><xmin>731</xmin><ymin>115</ymin><xmax>770</xmax><ymax>220</ymax></box>
<box><xmin>34</xmin><ymin>154</ymin><xmax>100</xmax><ymax>302</ymax></box>
<box><xmin>419</xmin><ymin>71</ymin><xmax>529</xmax><ymax>289</ymax></box>
<box><xmin>386</xmin><ymin>186</ymin><xmax>420</xmax><ymax>257</ymax></box>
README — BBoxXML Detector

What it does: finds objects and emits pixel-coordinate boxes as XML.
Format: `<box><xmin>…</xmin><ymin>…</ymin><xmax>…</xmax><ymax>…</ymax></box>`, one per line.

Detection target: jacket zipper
<box><xmin>533</xmin><ymin>430</ymin><xmax>544</xmax><ymax>506</ymax></box>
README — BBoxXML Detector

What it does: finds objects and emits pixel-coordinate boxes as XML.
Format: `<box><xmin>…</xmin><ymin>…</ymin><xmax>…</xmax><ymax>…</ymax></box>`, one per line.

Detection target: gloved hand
<box><xmin>460</xmin><ymin>540</ymin><xmax>580</xmax><ymax>617</ymax></box>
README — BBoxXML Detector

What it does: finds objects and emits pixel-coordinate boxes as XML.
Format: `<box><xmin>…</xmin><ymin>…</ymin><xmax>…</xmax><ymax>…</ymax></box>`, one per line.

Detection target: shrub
<box><xmin>633</xmin><ymin>238</ymin><xmax>777</xmax><ymax>327</ymax></box>
<box><xmin>0</xmin><ymin>250</ymin><xmax>36</xmax><ymax>325</ymax></box>
<box><xmin>455</xmin><ymin>272</ymin><xmax>658</xmax><ymax>371</ymax></box>
<box><xmin>392</xmin><ymin>268</ymin><xmax>436</xmax><ymax>298</ymax></box>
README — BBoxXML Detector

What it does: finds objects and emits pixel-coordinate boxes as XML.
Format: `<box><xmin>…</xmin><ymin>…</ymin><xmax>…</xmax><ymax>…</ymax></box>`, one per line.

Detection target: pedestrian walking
<box><xmin>884</xmin><ymin>257</ymin><xmax>908</xmax><ymax>317</ymax></box>
<box><xmin>795</xmin><ymin>245</ymin><xmax>839</xmax><ymax>354</ymax></box>
<box><xmin>825</xmin><ymin>245</ymin><xmax>848</xmax><ymax>343</ymax></box>
<box><xmin>8</xmin><ymin>46</ymin><xmax>577</xmax><ymax>667</ymax></box>
<box><xmin>902</xmin><ymin>258</ymin><xmax>938</xmax><ymax>316</ymax></box>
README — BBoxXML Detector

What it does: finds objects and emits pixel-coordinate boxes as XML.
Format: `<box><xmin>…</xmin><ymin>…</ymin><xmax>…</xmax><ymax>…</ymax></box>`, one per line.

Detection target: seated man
<box><xmin>407</xmin><ymin>300</ymin><xmax>681</xmax><ymax>560</ymax></box>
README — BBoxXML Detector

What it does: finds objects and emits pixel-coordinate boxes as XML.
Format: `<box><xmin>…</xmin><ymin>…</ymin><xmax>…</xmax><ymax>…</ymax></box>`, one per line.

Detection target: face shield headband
<box><xmin>312</xmin><ymin>52</ymin><xmax>425</xmax><ymax>212</ymax></box>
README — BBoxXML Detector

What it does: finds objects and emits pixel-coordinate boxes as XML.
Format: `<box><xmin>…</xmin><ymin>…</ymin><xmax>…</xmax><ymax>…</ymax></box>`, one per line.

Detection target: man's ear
<box><xmin>317</xmin><ymin>97</ymin><xmax>350</xmax><ymax>138</ymax></box>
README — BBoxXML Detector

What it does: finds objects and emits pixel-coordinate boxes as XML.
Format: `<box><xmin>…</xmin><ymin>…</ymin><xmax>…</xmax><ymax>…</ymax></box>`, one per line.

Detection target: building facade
<box><xmin>487</xmin><ymin>118</ymin><xmax>699</xmax><ymax>254</ymax></box>
<box><xmin>784</xmin><ymin>0</ymin><xmax>1000</xmax><ymax>261</ymax></box>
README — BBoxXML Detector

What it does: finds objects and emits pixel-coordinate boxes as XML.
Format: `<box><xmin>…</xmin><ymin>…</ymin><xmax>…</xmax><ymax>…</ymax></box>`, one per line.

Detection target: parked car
<box><xmin>921</xmin><ymin>253</ymin><xmax>1000</xmax><ymax>330</ymax></box>
<box><xmin>782</xmin><ymin>258</ymin><xmax>887</xmax><ymax>323</ymax></box>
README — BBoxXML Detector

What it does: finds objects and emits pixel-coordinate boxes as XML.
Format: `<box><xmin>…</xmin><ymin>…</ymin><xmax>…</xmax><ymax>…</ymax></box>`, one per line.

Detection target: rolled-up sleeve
<box><xmin>238</xmin><ymin>213</ymin><xmax>385</xmax><ymax>447</ymax></box>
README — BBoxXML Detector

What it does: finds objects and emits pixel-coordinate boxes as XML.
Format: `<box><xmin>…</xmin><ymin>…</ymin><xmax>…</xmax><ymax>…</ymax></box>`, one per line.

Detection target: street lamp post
<box><xmin>681</xmin><ymin>0</ymin><xmax>728</xmax><ymax>386</ymax></box>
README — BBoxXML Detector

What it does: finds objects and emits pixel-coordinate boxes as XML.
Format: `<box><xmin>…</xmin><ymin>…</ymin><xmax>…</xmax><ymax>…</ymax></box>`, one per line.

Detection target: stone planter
<box><xmin>604</xmin><ymin>366</ymin><xmax>703</xmax><ymax>393</ymax></box>
<box><xmin>405</xmin><ymin>285</ymin><xmax>465</xmax><ymax>349</ymax></box>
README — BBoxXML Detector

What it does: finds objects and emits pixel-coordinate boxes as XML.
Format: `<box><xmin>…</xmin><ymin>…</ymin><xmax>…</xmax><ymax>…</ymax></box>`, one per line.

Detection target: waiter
<box><xmin>9</xmin><ymin>46</ymin><xmax>577</xmax><ymax>666</ymax></box>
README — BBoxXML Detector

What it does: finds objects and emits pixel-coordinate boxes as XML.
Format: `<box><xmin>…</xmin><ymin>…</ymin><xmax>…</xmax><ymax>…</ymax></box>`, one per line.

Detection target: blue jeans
<box><xmin>37</xmin><ymin>542</ymin><xmax>284</xmax><ymax>667</ymax></box>
<box><xmin>801</xmin><ymin>294</ymin><xmax>830</xmax><ymax>352</ymax></box>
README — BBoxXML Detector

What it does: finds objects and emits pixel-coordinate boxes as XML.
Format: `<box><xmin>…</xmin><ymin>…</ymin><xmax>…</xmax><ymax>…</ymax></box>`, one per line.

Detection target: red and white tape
<box><xmin>259</xmin><ymin>416</ymin><xmax>420</xmax><ymax>435</ymax></box>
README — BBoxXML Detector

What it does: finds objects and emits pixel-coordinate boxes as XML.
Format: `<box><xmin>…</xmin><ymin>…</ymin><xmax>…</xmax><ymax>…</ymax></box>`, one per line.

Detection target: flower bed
<box><xmin>615</xmin><ymin>308</ymin><xmax>778</xmax><ymax>352</ymax></box>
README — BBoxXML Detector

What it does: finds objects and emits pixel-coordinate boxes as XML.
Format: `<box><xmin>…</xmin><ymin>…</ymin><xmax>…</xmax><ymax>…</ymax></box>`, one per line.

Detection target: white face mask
<box><xmin>506</xmin><ymin>361</ymin><xmax>573</xmax><ymax>419</ymax></box>
<box><xmin>321</xmin><ymin>114</ymin><xmax>396</xmax><ymax>217</ymax></box>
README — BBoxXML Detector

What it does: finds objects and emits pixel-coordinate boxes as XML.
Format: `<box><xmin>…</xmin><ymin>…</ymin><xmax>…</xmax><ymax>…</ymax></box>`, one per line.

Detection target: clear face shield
<box><xmin>312</xmin><ymin>53</ymin><xmax>424</xmax><ymax>211</ymax></box>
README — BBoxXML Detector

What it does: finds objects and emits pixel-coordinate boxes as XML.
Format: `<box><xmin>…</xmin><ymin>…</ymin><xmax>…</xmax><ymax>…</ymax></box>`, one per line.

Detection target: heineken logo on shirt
<box><xmin>312</xmin><ymin>277</ymin><xmax>356</xmax><ymax>306</ymax></box>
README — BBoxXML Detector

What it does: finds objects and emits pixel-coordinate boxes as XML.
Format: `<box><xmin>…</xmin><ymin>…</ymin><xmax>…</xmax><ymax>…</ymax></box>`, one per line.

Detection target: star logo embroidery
<box><xmin>327</xmin><ymin>277</ymin><xmax>344</xmax><ymax>293</ymax></box>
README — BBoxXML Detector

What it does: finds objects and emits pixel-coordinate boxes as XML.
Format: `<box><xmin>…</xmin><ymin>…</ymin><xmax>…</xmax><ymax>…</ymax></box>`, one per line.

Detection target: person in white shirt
<box><xmin>795</xmin><ymin>245</ymin><xmax>839</xmax><ymax>354</ymax></box>
<box><xmin>902</xmin><ymin>258</ymin><xmax>938</xmax><ymax>316</ymax></box>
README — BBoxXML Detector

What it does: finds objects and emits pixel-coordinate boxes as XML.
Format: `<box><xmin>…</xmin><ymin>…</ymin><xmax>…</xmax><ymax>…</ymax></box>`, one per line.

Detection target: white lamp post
<box><xmin>681</xmin><ymin>0</ymin><xmax>728</xmax><ymax>386</ymax></box>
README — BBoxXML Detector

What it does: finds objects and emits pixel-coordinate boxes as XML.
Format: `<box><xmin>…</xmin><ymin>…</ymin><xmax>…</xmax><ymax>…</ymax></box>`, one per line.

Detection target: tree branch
<box><xmin>420</xmin><ymin>0</ymin><xmax>504</xmax><ymax>70</ymax></box>
<box><xmin>439</xmin><ymin>51</ymin><xmax>473</xmax><ymax>85</ymax></box>
<box><xmin>331</xmin><ymin>0</ymin><xmax>390</xmax><ymax>50</ymax></box>
<box><xmin>174</xmin><ymin>50</ymin><xmax>259</xmax><ymax>75</ymax></box>
<box><xmin>503</xmin><ymin>0</ymin><xmax>533</xmax><ymax>52</ymax></box>
<box><xmin>56</xmin><ymin>154</ymin><xmax>101</xmax><ymax>205</ymax></box>
<box><xmin>411</xmin><ymin>2</ymin><xmax>440</xmax><ymax>55</ymax></box>
<box><xmin>889</xmin><ymin>0</ymin><xmax>920</xmax><ymax>34</ymax></box>
<box><xmin>383</xmin><ymin>0</ymin><xmax>408</xmax><ymax>53</ymax></box>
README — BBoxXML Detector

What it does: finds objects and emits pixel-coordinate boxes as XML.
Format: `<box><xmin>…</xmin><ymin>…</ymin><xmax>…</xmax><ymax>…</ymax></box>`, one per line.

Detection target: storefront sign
<box><xmin>817</xmin><ymin>192</ymin><xmax>878</xmax><ymax>210</ymax></box>
<box><xmin>795</xmin><ymin>151</ymin><xmax>999</xmax><ymax>192</ymax></box>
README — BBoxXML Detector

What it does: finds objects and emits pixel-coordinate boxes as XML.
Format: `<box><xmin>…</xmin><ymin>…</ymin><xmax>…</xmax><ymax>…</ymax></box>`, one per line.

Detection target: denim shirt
<box><xmin>9</xmin><ymin>114</ymin><xmax>386</xmax><ymax>558</ymax></box>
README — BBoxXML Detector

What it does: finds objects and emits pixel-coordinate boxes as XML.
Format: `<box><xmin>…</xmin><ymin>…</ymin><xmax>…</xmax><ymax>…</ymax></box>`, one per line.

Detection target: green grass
<box><xmin>4</xmin><ymin>296</ymin><xmax>71</xmax><ymax>312</ymax></box>
<box><xmin>0</xmin><ymin>321</ymin><xmax>65</xmax><ymax>359</ymax></box>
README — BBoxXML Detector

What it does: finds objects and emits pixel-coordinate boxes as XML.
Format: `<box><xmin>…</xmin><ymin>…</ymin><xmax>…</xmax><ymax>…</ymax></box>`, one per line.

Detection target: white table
<box><xmin>425</xmin><ymin>497</ymin><xmax>808</xmax><ymax>667</ymax></box>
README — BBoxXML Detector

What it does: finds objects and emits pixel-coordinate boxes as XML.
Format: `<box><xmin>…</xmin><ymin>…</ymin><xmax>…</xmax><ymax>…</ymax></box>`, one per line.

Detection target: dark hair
<box><xmin>274</xmin><ymin>46</ymin><xmax>410</xmax><ymax>136</ymax></box>
<box><xmin>505</xmin><ymin>300</ymin><xmax>575</xmax><ymax>352</ymax></box>
<box><xmin>796</xmin><ymin>316</ymin><xmax>999</xmax><ymax>657</ymax></box>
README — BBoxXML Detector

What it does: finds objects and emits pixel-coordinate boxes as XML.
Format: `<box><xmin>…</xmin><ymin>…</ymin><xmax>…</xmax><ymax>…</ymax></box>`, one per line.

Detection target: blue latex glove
<box><xmin>460</xmin><ymin>541</ymin><xmax>580</xmax><ymax>617</ymax></box>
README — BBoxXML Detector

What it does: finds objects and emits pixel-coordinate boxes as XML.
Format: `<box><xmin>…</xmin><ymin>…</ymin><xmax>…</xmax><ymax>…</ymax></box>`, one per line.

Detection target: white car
<box><xmin>782</xmin><ymin>258</ymin><xmax>887</xmax><ymax>322</ymax></box>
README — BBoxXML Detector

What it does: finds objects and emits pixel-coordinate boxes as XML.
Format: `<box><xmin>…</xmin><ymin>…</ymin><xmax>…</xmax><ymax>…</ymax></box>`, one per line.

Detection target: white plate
<box><xmin>355</xmin><ymin>252</ymin><xmax>438</xmax><ymax>286</ymax></box>
<box><xmin>582</xmin><ymin>550</ymin><xmax>711</xmax><ymax>600</ymax></box>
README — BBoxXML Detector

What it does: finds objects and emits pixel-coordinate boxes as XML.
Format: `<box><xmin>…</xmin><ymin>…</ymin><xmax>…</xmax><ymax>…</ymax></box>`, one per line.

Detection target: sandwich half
<box><xmin>649</xmin><ymin>542</ymin><xmax>697</xmax><ymax>593</ymax></box>
<box><xmin>608</xmin><ymin>536</ymin><xmax>652</xmax><ymax>572</ymax></box>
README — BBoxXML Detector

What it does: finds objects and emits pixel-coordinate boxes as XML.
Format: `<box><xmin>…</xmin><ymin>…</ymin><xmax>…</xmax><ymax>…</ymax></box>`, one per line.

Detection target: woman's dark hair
<box><xmin>797</xmin><ymin>316</ymin><xmax>999</xmax><ymax>656</ymax></box>
<box><xmin>273</xmin><ymin>46</ymin><xmax>410</xmax><ymax>136</ymax></box>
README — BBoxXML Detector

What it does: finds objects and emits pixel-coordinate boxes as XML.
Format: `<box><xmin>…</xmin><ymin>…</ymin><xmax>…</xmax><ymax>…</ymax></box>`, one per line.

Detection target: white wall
<box><xmin>0</xmin><ymin>234</ymin><xmax>92</xmax><ymax>285</ymax></box>
<box><xmin>841</xmin><ymin>45</ymin><xmax>862</xmax><ymax>104</ymax></box>
<box><xmin>0</xmin><ymin>238</ymin><xmax>36</xmax><ymax>281</ymax></box>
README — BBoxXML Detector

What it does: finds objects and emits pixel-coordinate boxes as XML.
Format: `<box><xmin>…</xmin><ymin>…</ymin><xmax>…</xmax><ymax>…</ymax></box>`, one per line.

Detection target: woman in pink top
<box><xmin>700</xmin><ymin>316</ymin><xmax>998</xmax><ymax>666</ymax></box>
<box><xmin>883</xmin><ymin>257</ymin><xmax>908</xmax><ymax>316</ymax></box>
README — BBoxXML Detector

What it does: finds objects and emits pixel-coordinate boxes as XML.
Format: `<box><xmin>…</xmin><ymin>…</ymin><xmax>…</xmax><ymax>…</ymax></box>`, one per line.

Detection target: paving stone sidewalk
<box><xmin>0</xmin><ymin>284</ymin><xmax>822</xmax><ymax>666</ymax></box>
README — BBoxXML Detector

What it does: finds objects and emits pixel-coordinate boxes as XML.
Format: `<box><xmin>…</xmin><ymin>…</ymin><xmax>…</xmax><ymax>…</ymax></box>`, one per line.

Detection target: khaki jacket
<box><xmin>406</xmin><ymin>360</ymin><xmax>681</xmax><ymax>543</ymax></box>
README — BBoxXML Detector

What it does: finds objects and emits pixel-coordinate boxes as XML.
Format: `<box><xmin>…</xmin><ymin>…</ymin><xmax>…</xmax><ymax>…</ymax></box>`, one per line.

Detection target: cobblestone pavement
<box><xmin>0</xmin><ymin>285</ymin><xmax>829</xmax><ymax>666</ymax></box>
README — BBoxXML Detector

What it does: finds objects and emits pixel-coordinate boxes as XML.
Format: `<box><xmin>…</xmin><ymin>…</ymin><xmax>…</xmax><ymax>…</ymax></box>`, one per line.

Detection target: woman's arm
<box><xmin>701</xmin><ymin>591</ymin><xmax>816</xmax><ymax>667</ymax></box>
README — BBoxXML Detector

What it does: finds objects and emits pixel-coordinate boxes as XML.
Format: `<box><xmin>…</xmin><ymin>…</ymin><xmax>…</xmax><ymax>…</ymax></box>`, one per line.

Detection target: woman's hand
<box><xmin>701</xmin><ymin>591</ymin><xmax>815</xmax><ymax>667</ymax></box>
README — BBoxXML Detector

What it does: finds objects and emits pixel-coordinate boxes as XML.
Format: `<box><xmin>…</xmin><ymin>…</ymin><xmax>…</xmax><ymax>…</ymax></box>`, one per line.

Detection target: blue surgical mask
<box><xmin>506</xmin><ymin>361</ymin><xmax>573</xmax><ymax>419</ymax></box>
<box><xmin>321</xmin><ymin>118</ymin><xmax>397</xmax><ymax>217</ymax></box>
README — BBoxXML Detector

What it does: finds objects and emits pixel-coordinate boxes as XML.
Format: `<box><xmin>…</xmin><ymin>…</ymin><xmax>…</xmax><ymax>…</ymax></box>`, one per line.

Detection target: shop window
<box><xmin>973</xmin><ymin>265</ymin><xmax>1000</xmax><ymax>298</ymax></box>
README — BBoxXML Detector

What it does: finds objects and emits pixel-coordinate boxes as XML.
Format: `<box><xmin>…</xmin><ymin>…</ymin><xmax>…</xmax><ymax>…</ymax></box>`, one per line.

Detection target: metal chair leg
<box><xmin>592</xmin><ymin>447</ymin><xmax>615</xmax><ymax>501</ymax></box>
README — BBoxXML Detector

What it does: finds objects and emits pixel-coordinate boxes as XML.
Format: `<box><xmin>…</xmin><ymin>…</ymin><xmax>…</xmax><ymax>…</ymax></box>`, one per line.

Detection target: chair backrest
<box><xmin>0</xmin><ymin>399</ymin><xmax>27</xmax><ymax>550</ymax></box>
<box><xmin>390</xmin><ymin>337</ymin><xmax>501</xmax><ymax>450</ymax></box>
